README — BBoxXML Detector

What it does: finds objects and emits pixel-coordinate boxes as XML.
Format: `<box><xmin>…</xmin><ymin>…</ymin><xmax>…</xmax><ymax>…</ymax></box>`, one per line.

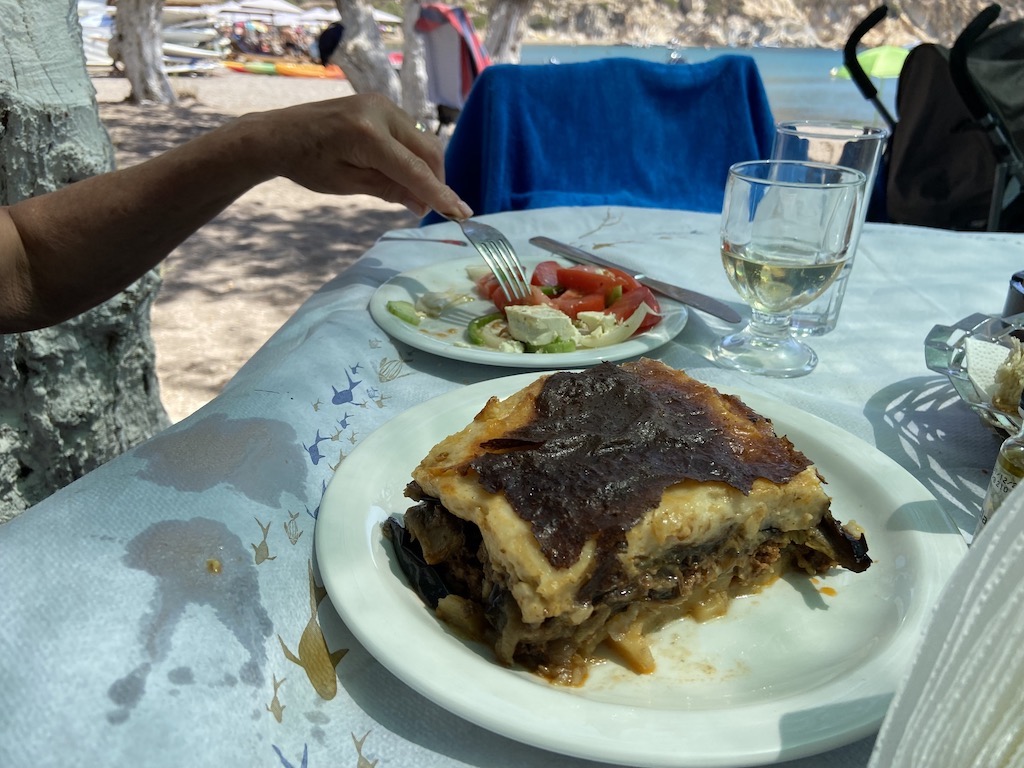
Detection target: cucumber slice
<box><xmin>386</xmin><ymin>300</ymin><xmax>421</xmax><ymax>326</ymax></box>
<box><xmin>526</xmin><ymin>337</ymin><xmax>577</xmax><ymax>354</ymax></box>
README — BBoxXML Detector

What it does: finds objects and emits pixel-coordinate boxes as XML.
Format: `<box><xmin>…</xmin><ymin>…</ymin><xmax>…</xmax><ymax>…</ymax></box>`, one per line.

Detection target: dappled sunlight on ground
<box><xmin>94</xmin><ymin>71</ymin><xmax>419</xmax><ymax>422</ymax></box>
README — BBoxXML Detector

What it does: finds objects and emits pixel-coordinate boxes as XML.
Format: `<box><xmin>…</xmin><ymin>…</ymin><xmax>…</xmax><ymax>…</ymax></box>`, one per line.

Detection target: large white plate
<box><xmin>368</xmin><ymin>256</ymin><xmax>689</xmax><ymax>368</ymax></box>
<box><xmin>315</xmin><ymin>372</ymin><xmax>968</xmax><ymax>768</ymax></box>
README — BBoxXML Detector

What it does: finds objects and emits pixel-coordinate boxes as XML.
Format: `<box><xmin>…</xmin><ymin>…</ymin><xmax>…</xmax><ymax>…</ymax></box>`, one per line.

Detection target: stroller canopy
<box><xmin>853</xmin><ymin>4</ymin><xmax>1024</xmax><ymax>231</ymax></box>
<box><xmin>887</xmin><ymin>44</ymin><xmax>1002</xmax><ymax>230</ymax></box>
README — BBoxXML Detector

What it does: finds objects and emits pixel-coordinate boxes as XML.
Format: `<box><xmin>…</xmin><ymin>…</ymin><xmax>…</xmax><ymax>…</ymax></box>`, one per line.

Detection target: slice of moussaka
<box><xmin>384</xmin><ymin>358</ymin><xmax>870</xmax><ymax>686</ymax></box>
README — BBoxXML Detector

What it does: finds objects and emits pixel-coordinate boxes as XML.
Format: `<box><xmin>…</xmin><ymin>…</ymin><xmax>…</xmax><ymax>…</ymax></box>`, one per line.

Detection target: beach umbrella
<box><xmin>372</xmin><ymin>8</ymin><xmax>403</xmax><ymax>24</ymax></box>
<box><xmin>232</xmin><ymin>0</ymin><xmax>303</xmax><ymax>29</ymax></box>
<box><xmin>203</xmin><ymin>1</ymin><xmax>244</xmax><ymax>12</ymax></box>
<box><xmin>219</xmin><ymin>11</ymin><xmax>275</xmax><ymax>23</ymax></box>
<box><xmin>271</xmin><ymin>12</ymin><xmax>302</xmax><ymax>26</ymax></box>
<box><xmin>830</xmin><ymin>45</ymin><xmax>910</xmax><ymax>80</ymax></box>
<box><xmin>237</xmin><ymin>0</ymin><xmax>303</xmax><ymax>14</ymax></box>
<box><xmin>208</xmin><ymin>1</ymin><xmax>279</xmax><ymax>23</ymax></box>
<box><xmin>300</xmin><ymin>7</ymin><xmax>341</xmax><ymax>24</ymax></box>
<box><xmin>217</xmin><ymin>9</ymin><xmax>275</xmax><ymax>23</ymax></box>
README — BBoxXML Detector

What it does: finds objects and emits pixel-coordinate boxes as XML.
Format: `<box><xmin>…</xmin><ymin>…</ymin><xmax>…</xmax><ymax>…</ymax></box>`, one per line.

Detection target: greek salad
<box><xmin>388</xmin><ymin>261</ymin><xmax>662</xmax><ymax>354</ymax></box>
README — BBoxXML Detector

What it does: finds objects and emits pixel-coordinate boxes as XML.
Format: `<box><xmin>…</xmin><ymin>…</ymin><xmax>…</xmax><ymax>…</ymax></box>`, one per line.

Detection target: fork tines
<box><xmin>481</xmin><ymin>240</ymin><xmax>530</xmax><ymax>301</ymax></box>
<box><xmin>458</xmin><ymin>220</ymin><xmax>531</xmax><ymax>302</ymax></box>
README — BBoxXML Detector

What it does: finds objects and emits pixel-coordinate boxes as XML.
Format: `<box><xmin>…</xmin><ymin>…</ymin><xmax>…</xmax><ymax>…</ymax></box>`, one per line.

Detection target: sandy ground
<box><xmin>92</xmin><ymin>69</ymin><xmax>423</xmax><ymax>423</ymax></box>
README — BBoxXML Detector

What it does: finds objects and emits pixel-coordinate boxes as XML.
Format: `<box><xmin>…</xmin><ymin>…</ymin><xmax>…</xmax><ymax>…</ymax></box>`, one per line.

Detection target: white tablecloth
<box><xmin>3</xmin><ymin>206</ymin><xmax>1022</xmax><ymax>768</ymax></box>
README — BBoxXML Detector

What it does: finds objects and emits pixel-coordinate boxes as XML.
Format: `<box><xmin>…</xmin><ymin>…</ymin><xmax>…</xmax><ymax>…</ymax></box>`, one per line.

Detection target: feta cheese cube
<box><xmin>576</xmin><ymin>311</ymin><xmax>618</xmax><ymax>336</ymax></box>
<box><xmin>505</xmin><ymin>305</ymin><xmax>580</xmax><ymax>347</ymax></box>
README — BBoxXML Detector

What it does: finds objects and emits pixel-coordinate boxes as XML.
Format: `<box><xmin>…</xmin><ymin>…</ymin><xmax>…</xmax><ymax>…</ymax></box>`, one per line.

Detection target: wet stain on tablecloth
<box><xmin>134</xmin><ymin>414</ymin><xmax>306</xmax><ymax>506</ymax></box>
<box><xmin>106</xmin><ymin>517</ymin><xmax>273</xmax><ymax>723</ymax></box>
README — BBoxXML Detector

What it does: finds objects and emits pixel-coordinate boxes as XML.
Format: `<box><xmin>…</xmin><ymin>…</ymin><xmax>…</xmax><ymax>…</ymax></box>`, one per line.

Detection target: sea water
<box><xmin>519</xmin><ymin>44</ymin><xmax>898</xmax><ymax>128</ymax></box>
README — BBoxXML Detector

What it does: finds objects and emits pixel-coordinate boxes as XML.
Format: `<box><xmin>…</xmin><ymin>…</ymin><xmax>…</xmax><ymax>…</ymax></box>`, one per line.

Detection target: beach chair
<box><xmin>421</xmin><ymin>55</ymin><xmax>775</xmax><ymax>225</ymax></box>
<box><xmin>415</xmin><ymin>3</ymin><xmax>490</xmax><ymax>133</ymax></box>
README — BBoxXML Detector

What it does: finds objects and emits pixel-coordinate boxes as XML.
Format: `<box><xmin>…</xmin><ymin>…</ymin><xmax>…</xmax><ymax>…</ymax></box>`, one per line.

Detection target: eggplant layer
<box><xmin>386</xmin><ymin>494</ymin><xmax>868</xmax><ymax>686</ymax></box>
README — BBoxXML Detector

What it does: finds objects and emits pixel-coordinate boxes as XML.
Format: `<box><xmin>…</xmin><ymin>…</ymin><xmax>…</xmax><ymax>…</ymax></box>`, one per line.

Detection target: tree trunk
<box><xmin>0</xmin><ymin>0</ymin><xmax>168</xmax><ymax>521</ymax></box>
<box><xmin>485</xmin><ymin>0</ymin><xmax>536</xmax><ymax>63</ymax></box>
<box><xmin>110</xmin><ymin>0</ymin><xmax>176</xmax><ymax>104</ymax></box>
<box><xmin>399</xmin><ymin>0</ymin><xmax>432</xmax><ymax>126</ymax></box>
<box><xmin>331</xmin><ymin>0</ymin><xmax>400</xmax><ymax>100</ymax></box>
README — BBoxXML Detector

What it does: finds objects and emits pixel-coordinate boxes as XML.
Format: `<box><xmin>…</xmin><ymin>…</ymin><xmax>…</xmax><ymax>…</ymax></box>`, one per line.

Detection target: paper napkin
<box><xmin>867</xmin><ymin>485</ymin><xmax>1024</xmax><ymax>767</ymax></box>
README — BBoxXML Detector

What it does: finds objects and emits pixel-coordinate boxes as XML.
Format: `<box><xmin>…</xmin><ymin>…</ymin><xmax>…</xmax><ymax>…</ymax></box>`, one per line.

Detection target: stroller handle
<box><xmin>949</xmin><ymin>3</ymin><xmax>1002</xmax><ymax>121</ymax></box>
<box><xmin>844</xmin><ymin>5</ymin><xmax>889</xmax><ymax>101</ymax></box>
<box><xmin>843</xmin><ymin>5</ymin><xmax>897</xmax><ymax>131</ymax></box>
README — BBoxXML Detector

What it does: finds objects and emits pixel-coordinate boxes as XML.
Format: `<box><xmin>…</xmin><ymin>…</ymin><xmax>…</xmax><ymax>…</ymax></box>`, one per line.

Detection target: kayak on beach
<box><xmin>224</xmin><ymin>59</ymin><xmax>345</xmax><ymax>79</ymax></box>
<box><xmin>275</xmin><ymin>62</ymin><xmax>345</xmax><ymax>79</ymax></box>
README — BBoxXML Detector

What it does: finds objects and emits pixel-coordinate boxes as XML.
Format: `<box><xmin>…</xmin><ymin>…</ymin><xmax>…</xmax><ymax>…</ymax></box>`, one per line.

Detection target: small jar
<box><xmin>1002</xmin><ymin>270</ymin><xmax>1024</xmax><ymax>317</ymax></box>
<box><xmin>978</xmin><ymin>391</ymin><xmax>1024</xmax><ymax>535</ymax></box>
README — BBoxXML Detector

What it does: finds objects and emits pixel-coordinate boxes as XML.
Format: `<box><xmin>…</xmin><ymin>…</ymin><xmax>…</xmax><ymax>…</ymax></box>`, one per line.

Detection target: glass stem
<box><xmin>748</xmin><ymin>310</ymin><xmax>793</xmax><ymax>339</ymax></box>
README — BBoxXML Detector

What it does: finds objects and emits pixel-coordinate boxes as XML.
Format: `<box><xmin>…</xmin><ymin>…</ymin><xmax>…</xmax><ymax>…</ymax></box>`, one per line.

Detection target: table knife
<box><xmin>528</xmin><ymin>236</ymin><xmax>742</xmax><ymax>324</ymax></box>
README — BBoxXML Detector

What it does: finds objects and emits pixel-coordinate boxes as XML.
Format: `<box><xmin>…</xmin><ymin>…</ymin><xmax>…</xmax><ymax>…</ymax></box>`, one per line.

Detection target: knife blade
<box><xmin>528</xmin><ymin>236</ymin><xmax>742</xmax><ymax>324</ymax></box>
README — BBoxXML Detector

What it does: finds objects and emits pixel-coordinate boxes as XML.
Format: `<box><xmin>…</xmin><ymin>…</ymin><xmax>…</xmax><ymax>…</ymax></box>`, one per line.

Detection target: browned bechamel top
<box><xmin>470</xmin><ymin>359</ymin><xmax>811</xmax><ymax>568</ymax></box>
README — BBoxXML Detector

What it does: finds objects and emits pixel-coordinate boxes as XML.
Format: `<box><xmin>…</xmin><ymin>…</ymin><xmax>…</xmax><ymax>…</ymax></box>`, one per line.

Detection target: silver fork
<box><xmin>457</xmin><ymin>219</ymin><xmax>531</xmax><ymax>302</ymax></box>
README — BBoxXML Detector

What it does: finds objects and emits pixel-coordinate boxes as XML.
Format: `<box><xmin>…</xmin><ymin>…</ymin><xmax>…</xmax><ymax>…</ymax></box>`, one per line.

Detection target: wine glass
<box><xmin>712</xmin><ymin>160</ymin><xmax>865</xmax><ymax>377</ymax></box>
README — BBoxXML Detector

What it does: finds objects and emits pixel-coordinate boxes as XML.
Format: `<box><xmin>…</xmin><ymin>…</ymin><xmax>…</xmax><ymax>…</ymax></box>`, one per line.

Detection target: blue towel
<box><xmin>423</xmin><ymin>55</ymin><xmax>775</xmax><ymax>225</ymax></box>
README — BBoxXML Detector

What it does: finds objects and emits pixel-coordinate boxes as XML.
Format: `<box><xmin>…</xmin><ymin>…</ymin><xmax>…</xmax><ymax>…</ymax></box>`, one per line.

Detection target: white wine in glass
<box><xmin>712</xmin><ymin>161</ymin><xmax>865</xmax><ymax>377</ymax></box>
<box><xmin>721</xmin><ymin>242</ymin><xmax>847</xmax><ymax>314</ymax></box>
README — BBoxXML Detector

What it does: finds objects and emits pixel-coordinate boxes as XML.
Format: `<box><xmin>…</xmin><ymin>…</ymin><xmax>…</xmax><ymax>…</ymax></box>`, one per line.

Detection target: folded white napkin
<box><xmin>867</xmin><ymin>485</ymin><xmax>1024</xmax><ymax>767</ymax></box>
<box><xmin>965</xmin><ymin>335</ymin><xmax>1010</xmax><ymax>401</ymax></box>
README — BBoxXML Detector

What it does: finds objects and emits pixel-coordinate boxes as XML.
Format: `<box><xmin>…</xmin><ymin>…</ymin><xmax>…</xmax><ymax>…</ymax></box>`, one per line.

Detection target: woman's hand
<box><xmin>249</xmin><ymin>93</ymin><xmax>472</xmax><ymax>219</ymax></box>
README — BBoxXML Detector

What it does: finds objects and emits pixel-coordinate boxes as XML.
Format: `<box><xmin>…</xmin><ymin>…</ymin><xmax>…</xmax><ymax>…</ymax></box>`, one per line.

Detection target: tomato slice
<box><xmin>555</xmin><ymin>264</ymin><xmax>631</xmax><ymax>292</ymax></box>
<box><xmin>551</xmin><ymin>289</ymin><xmax>605</xmax><ymax>319</ymax></box>
<box><xmin>492</xmin><ymin>284</ymin><xmax>552</xmax><ymax>313</ymax></box>
<box><xmin>530</xmin><ymin>260</ymin><xmax>562</xmax><ymax>287</ymax></box>
<box><xmin>553</xmin><ymin>266</ymin><xmax>613</xmax><ymax>294</ymax></box>
<box><xmin>608</xmin><ymin>285</ymin><xmax>661</xmax><ymax>332</ymax></box>
<box><xmin>474</xmin><ymin>273</ymin><xmax>500</xmax><ymax>301</ymax></box>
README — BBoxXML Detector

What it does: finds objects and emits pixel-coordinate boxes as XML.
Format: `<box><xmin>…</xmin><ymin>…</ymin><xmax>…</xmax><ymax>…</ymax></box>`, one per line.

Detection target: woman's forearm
<box><xmin>0</xmin><ymin>94</ymin><xmax>470</xmax><ymax>333</ymax></box>
<box><xmin>4</xmin><ymin>116</ymin><xmax>272</xmax><ymax>331</ymax></box>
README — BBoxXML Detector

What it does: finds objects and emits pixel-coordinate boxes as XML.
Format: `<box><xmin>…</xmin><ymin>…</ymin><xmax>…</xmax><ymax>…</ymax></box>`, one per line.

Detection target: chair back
<box><xmin>422</xmin><ymin>55</ymin><xmax>775</xmax><ymax>225</ymax></box>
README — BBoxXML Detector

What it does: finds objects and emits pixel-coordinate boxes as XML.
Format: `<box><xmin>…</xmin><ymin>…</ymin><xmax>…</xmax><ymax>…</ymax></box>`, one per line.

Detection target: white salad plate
<box><xmin>367</xmin><ymin>256</ymin><xmax>688</xmax><ymax>368</ymax></box>
<box><xmin>315</xmin><ymin>372</ymin><xmax>968</xmax><ymax>768</ymax></box>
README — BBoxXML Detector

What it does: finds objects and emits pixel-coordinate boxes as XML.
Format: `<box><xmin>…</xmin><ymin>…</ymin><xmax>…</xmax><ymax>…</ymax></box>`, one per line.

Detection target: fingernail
<box><xmin>402</xmin><ymin>198</ymin><xmax>429</xmax><ymax>217</ymax></box>
<box><xmin>456</xmin><ymin>200</ymin><xmax>474</xmax><ymax>219</ymax></box>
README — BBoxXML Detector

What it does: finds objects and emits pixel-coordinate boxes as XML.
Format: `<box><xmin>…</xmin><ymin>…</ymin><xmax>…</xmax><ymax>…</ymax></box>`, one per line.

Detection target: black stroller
<box><xmin>845</xmin><ymin>4</ymin><xmax>1024</xmax><ymax>231</ymax></box>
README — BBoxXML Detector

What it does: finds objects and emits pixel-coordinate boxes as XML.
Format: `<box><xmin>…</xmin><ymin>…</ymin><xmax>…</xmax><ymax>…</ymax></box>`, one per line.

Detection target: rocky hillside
<box><xmin>499</xmin><ymin>0</ymin><xmax>1024</xmax><ymax>50</ymax></box>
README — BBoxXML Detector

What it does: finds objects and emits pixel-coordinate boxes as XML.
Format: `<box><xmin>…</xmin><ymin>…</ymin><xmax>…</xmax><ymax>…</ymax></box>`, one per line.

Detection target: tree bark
<box><xmin>399</xmin><ymin>0</ymin><xmax>432</xmax><ymax>126</ymax></box>
<box><xmin>0</xmin><ymin>0</ymin><xmax>168</xmax><ymax>520</ymax></box>
<box><xmin>109</xmin><ymin>0</ymin><xmax>176</xmax><ymax>105</ymax></box>
<box><xmin>331</xmin><ymin>0</ymin><xmax>401</xmax><ymax>101</ymax></box>
<box><xmin>325</xmin><ymin>1</ymin><xmax>436</xmax><ymax>130</ymax></box>
<box><xmin>484</xmin><ymin>0</ymin><xmax>536</xmax><ymax>63</ymax></box>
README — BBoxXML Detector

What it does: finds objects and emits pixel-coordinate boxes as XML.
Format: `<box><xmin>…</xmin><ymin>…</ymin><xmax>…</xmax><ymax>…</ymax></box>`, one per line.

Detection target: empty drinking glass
<box><xmin>771</xmin><ymin>120</ymin><xmax>889</xmax><ymax>336</ymax></box>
